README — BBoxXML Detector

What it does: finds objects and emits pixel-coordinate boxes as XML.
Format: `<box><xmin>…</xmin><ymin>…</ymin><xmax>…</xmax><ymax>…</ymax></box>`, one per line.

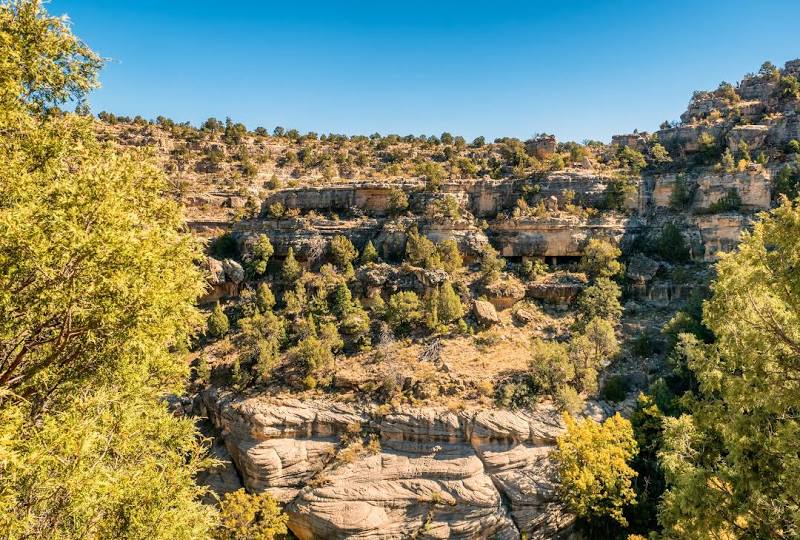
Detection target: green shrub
<box><xmin>281</xmin><ymin>247</ymin><xmax>302</xmax><ymax>282</ymax></box>
<box><xmin>656</xmin><ymin>223</ymin><xmax>691</xmax><ymax>262</ymax></box>
<box><xmin>480</xmin><ymin>244</ymin><xmax>505</xmax><ymax>283</ymax></box>
<box><xmin>388</xmin><ymin>188</ymin><xmax>409</xmax><ymax>215</ymax></box>
<box><xmin>294</xmin><ymin>334</ymin><xmax>334</xmax><ymax>384</ymax></box>
<box><xmin>245</xmin><ymin>234</ymin><xmax>274</xmax><ymax>277</ymax></box>
<box><xmin>669</xmin><ymin>174</ymin><xmax>692</xmax><ymax>210</ymax></box>
<box><xmin>360</xmin><ymin>240</ymin><xmax>379</xmax><ymax>264</ymax></box>
<box><xmin>528</xmin><ymin>339</ymin><xmax>573</xmax><ymax>394</ymax></box>
<box><xmin>267</xmin><ymin>202</ymin><xmax>285</xmax><ymax>218</ymax></box>
<box><xmin>774</xmin><ymin>165</ymin><xmax>800</xmax><ymax>199</ymax></box>
<box><xmin>387</xmin><ymin>291</ymin><xmax>423</xmax><ymax>334</ymax></box>
<box><xmin>616</xmin><ymin>146</ymin><xmax>646</xmax><ymax>173</ymax></box>
<box><xmin>555</xmin><ymin>385</ymin><xmax>583</xmax><ymax>415</ymax></box>
<box><xmin>600</xmin><ymin>375</ymin><xmax>631</xmax><ymax>402</ymax></box>
<box><xmin>255</xmin><ymin>283</ymin><xmax>276</xmax><ymax>313</ymax></box>
<box><xmin>428</xmin><ymin>194</ymin><xmax>461</xmax><ymax>219</ymax></box>
<box><xmin>708</xmin><ymin>188</ymin><xmax>742</xmax><ymax>213</ymax></box>
<box><xmin>437</xmin><ymin>239</ymin><xmax>463</xmax><ymax>274</ymax></box>
<box><xmin>216</xmin><ymin>489</ymin><xmax>288</xmax><ymax>540</ymax></box>
<box><xmin>601</xmin><ymin>180</ymin><xmax>633</xmax><ymax>211</ymax></box>
<box><xmin>210</xmin><ymin>233</ymin><xmax>238</xmax><ymax>259</ymax></box>
<box><xmin>577</xmin><ymin>278</ymin><xmax>622</xmax><ymax>323</ymax></box>
<box><xmin>438</xmin><ymin>281</ymin><xmax>464</xmax><ymax>324</ymax></box>
<box><xmin>329</xmin><ymin>234</ymin><xmax>357</xmax><ymax>269</ymax></box>
<box><xmin>631</xmin><ymin>332</ymin><xmax>657</xmax><ymax>357</ymax></box>
<box><xmin>207</xmin><ymin>302</ymin><xmax>230</xmax><ymax>338</ymax></box>
<box><xmin>580</xmin><ymin>238</ymin><xmax>622</xmax><ymax>280</ymax></box>
<box><xmin>496</xmin><ymin>380</ymin><xmax>537</xmax><ymax>409</ymax></box>
<box><xmin>405</xmin><ymin>227</ymin><xmax>442</xmax><ymax>269</ymax></box>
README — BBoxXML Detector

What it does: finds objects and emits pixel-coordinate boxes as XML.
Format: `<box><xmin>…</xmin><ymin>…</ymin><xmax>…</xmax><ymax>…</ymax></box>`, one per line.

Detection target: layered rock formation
<box><xmin>200</xmin><ymin>390</ymin><xmax>576</xmax><ymax>540</ymax></box>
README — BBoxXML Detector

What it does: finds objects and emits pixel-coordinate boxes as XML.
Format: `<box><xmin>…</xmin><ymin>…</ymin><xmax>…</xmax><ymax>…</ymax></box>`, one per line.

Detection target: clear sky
<box><xmin>50</xmin><ymin>0</ymin><xmax>800</xmax><ymax>143</ymax></box>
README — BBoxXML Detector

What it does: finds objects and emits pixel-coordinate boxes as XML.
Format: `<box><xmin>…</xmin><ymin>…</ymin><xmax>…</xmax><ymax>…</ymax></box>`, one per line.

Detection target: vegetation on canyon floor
<box><xmin>1</xmin><ymin>1</ymin><xmax>800</xmax><ymax>539</ymax></box>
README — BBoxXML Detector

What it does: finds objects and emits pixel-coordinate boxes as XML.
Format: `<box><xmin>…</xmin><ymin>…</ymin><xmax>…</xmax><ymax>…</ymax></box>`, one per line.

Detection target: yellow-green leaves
<box><xmin>553</xmin><ymin>413</ymin><xmax>638</xmax><ymax>527</ymax></box>
<box><xmin>0</xmin><ymin>3</ymin><xmax>214</xmax><ymax>538</ymax></box>
<box><xmin>658</xmin><ymin>197</ymin><xmax>800</xmax><ymax>538</ymax></box>
<box><xmin>0</xmin><ymin>132</ymin><xmax>205</xmax><ymax>400</ymax></box>
<box><xmin>216</xmin><ymin>489</ymin><xmax>288</xmax><ymax>540</ymax></box>
<box><xmin>0</xmin><ymin>0</ymin><xmax>101</xmax><ymax>116</ymax></box>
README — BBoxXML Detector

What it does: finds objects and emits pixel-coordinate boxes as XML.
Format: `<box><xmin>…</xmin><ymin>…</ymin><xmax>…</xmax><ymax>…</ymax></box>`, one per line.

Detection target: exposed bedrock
<box><xmin>222</xmin><ymin>166</ymin><xmax>771</xmax><ymax>291</ymax></box>
<box><xmin>201</xmin><ymin>390</ymin><xmax>578</xmax><ymax>540</ymax></box>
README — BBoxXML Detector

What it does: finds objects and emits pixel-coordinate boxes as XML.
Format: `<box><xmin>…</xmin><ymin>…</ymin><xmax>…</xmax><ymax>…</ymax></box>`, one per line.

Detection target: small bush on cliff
<box><xmin>238</xmin><ymin>310</ymin><xmax>285</xmax><ymax>381</ymax></box>
<box><xmin>388</xmin><ymin>188</ymin><xmax>409</xmax><ymax>215</ymax></box>
<box><xmin>293</xmin><ymin>333</ymin><xmax>336</xmax><ymax>386</ymax></box>
<box><xmin>245</xmin><ymin>234</ymin><xmax>274</xmax><ymax>277</ymax></box>
<box><xmin>417</xmin><ymin>161</ymin><xmax>446</xmax><ymax>191</ymax></box>
<box><xmin>656</xmin><ymin>223</ymin><xmax>691</xmax><ymax>262</ymax></box>
<box><xmin>405</xmin><ymin>227</ymin><xmax>442</xmax><ymax>269</ymax></box>
<box><xmin>211</xmin><ymin>233</ymin><xmax>239</xmax><ymax>258</ymax></box>
<box><xmin>601</xmin><ymin>180</ymin><xmax>633</xmax><ymax>211</ymax></box>
<box><xmin>216</xmin><ymin>489</ymin><xmax>288</xmax><ymax>540</ymax></box>
<box><xmin>281</xmin><ymin>247</ymin><xmax>302</xmax><ymax>282</ymax></box>
<box><xmin>580</xmin><ymin>238</ymin><xmax>622</xmax><ymax>280</ymax></box>
<box><xmin>427</xmin><ymin>194</ymin><xmax>461</xmax><ymax>220</ymax></box>
<box><xmin>698</xmin><ymin>132</ymin><xmax>719</xmax><ymax>162</ymax></box>
<box><xmin>437</xmin><ymin>239</ymin><xmax>463</xmax><ymax>274</ymax></box>
<box><xmin>577</xmin><ymin>278</ymin><xmax>622</xmax><ymax>323</ymax></box>
<box><xmin>529</xmin><ymin>318</ymin><xmax>618</xmax><ymax>398</ymax></box>
<box><xmin>437</xmin><ymin>281</ymin><xmax>464</xmax><ymax>324</ymax></box>
<box><xmin>616</xmin><ymin>146</ymin><xmax>646</xmax><ymax>173</ymax></box>
<box><xmin>774</xmin><ymin>164</ymin><xmax>800</xmax><ymax>199</ymax></box>
<box><xmin>207</xmin><ymin>302</ymin><xmax>230</xmax><ymax>338</ymax></box>
<box><xmin>480</xmin><ymin>244</ymin><xmax>505</xmax><ymax>284</ymax></box>
<box><xmin>329</xmin><ymin>234</ymin><xmax>358</xmax><ymax>271</ymax></box>
<box><xmin>529</xmin><ymin>339</ymin><xmax>573</xmax><ymax>394</ymax></box>
<box><xmin>255</xmin><ymin>283</ymin><xmax>276</xmax><ymax>313</ymax></box>
<box><xmin>708</xmin><ymin>187</ymin><xmax>742</xmax><ymax>213</ymax></box>
<box><xmin>360</xmin><ymin>240</ymin><xmax>379</xmax><ymax>264</ymax></box>
<box><xmin>669</xmin><ymin>174</ymin><xmax>692</xmax><ymax>210</ymax></box>
<box><xmin>387</xmin><ymin>291</ymin><xmax>424</xmax><ymax>334</ymax></box>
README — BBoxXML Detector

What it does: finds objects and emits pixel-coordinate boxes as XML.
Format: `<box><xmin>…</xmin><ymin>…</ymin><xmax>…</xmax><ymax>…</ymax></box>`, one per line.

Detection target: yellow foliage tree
<box><xmin>553</xmin><ymin>413</ymin><xmax>638</xmax><ymax>527</ymax></box>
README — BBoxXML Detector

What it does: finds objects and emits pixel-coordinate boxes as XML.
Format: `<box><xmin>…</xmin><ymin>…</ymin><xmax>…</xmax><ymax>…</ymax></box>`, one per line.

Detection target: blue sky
<box><xmin>51</xmin><ymin>0</ymin><xmax>800</xmax><ymax>142</ymax></box>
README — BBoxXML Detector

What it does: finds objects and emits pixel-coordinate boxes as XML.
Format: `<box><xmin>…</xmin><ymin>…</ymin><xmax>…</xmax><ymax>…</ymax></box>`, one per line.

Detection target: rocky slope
<box><xmin>196</xmin><ymin>390</ymin><xmax>627</xmax><ymax>539</ymax></box>
<box><xmin>169</xmin><ymin>59</ymin><xmax>800</xmax><ymax>539</ymax></box>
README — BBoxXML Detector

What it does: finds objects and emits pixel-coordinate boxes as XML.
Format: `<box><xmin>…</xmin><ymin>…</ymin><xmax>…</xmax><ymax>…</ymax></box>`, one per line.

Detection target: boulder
<box><xmin>526</xmin><ymin>273</ymin><xmax>586</xmax><ymax>306</ymax></box>
<box><xmin>207</xmin><ymin>257</ymin><xmax>226</xmax><ymax>286</ymax></box>
<box><xmin>221</xmin><ymin>258</ymin><xmax>245</xmax><ymax>284</ymax></box>
<box><xmin>626</xmin><ymin>254</ymin><xmax>660</xmax><ymax>286</ymax></box>
<box><xmin>473</xmin><ymin>300</ymin><xmax>500</xmax><ymax>327</ymax></box>
<box><xmin>482</xmin><ymin>278</ymin><xmax>526</xmax><ymax>310</ymax></box>
<box><xmin>726</xmin><ymin>124</ymin><xmax>770</xmax><ymax>152</ymax></box>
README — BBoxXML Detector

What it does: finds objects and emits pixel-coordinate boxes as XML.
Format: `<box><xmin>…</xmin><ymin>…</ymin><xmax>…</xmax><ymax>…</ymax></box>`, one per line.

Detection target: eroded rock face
<box><xmin>202</xmin><ymin>391</ymin><xmax>574</xmax><ymax>540</ymax></box>
<box><xmin>693</xmin><ymin>213</ymin><xmax>750</xmax><ymax>261</ymax></box>
<box><xmin>650</xmin><ymin>168</ymin><xmax>771</xmax><ymax>212</ymax></box>
<box><xmin>199</xmin><ymin>257</ymin><xmax>241</xmax><ymax>304</ymax></box>
<box><xmin>491</xmin><ymin>215</ymin><xmax>633</xmax><ymax>258</ymax></box>
<box><xmin>482</xmin><ymin>278</ymin><xmax>527</xmax><ymax>310</ymax></box>
<box><xmin>526</xmin><ymin>273</ymin><xmax>586</xmax><ymax>306</ymax></box>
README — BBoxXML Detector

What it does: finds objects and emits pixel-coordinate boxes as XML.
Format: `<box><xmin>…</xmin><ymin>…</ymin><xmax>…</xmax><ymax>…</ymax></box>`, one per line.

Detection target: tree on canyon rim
<box><xmin>0</xmin><ymin>1</ymin><xmax>220</xmax><ymax>537</ymax></box>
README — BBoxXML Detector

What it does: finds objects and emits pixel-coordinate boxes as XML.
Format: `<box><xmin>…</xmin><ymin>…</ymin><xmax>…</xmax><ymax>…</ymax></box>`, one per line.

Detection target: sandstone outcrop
<box><xmin>526</xmin><ymin>273</ymin><xmax>586</xmax><ymax>306</ymax></box>
<box><xmin>201</xmin><ymin>391</ymin><xmax>574</xmax><ymax>540</ymax></box>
